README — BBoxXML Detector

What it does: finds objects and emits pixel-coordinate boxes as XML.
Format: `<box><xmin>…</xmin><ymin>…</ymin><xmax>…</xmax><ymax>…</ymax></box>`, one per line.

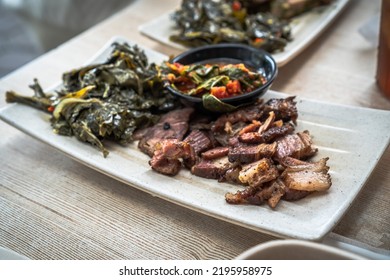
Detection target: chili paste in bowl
<box><xmin>164</xmin><ymin>43</ymin><xmax>277</xmax><ymax>112</ymax></box>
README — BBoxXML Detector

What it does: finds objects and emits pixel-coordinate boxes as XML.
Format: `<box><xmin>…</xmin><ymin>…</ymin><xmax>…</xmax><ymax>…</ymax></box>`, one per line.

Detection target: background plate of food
<box><xmin>139</xmin><ymin>0</ymin><xmax>350</xmax><ymax>66</ymax></box>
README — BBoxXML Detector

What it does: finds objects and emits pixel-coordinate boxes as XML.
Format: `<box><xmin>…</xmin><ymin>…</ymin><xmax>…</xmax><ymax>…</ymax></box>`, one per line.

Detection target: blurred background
<box><xmin>0</xmin><ymin>0</ymin><xmax>133</xmax><ymax>78</ymax></box>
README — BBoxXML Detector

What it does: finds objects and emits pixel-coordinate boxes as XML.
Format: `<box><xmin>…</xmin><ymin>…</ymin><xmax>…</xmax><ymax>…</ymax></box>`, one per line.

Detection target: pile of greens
<box><xmin>170</xmin><ymin>0</ymin><xmax>292</xmax><ymax>53</ymax></box>
<box><xmin>6</xmin><ymin>43</ymin><xmax>180</xmax><ymax>157</ymax></box>
<box><xmin>170</xmin><ymin>0</ymin><xmax>333</xmax><ymax>53</ymax></box>
<box><xmin>164</xmin><ymin>62</ymin><xmax>265</xmax><ymax>97</ymax></box>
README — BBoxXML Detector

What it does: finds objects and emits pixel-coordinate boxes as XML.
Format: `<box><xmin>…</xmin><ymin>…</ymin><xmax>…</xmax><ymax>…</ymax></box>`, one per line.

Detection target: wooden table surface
<box><xmin>1</xmin><ymin>0</ymin><xmax>389</xmax><ymax>259</ymax></box>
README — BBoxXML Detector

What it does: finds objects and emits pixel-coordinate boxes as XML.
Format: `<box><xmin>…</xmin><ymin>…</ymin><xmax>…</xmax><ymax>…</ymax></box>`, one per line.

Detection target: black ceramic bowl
<box><xmin>165</xmin><ymin>43</ymin><xmax>278</xmax><ymax>110</ymax></box>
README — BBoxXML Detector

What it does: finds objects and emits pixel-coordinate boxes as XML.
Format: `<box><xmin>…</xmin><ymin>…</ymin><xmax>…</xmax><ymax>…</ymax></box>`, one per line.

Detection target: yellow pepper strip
<box><xmin>60</xmin><ymin>85</ymin><xmax>96</xmax><ymax>100</ymax></box>
<box><xmin>53</xmin><ymin>97</ymin><xmax>102</xmax><ymax>120</ymax></box>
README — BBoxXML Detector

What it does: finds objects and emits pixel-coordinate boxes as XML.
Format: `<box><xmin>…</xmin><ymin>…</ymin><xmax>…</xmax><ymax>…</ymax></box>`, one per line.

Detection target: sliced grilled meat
<box><xmin>149</xmin><ymin>156</ymin><xmax>182</xmax><ymax>176</ymax></box>
<box><xmin>265</xmin><ymin>179</ymin><xmax>286</xmax><ymax>208</ymax></box>
<box><xmin>153</xmin><ymin>139</ymin><xmax>194</xmax><ymax>160</ymax></box>
<box><xmin>220</xmin><ymin>165</ymin><xmax>243</xmax><ymax>184</ymax></box>
<box><xmin>225</xmin><ymin>178</ymin><xmax>286</xmax><ymax>208</ymax></box>
<box><xmin>263</xmin><ymin>96</ymin><xmax>298</xmax><ymax>123</ymax></box>
<box><xmin>201</xmin><ymin>146</ymin><xmax>229</xmax><ymax>160</ymax></box>
<box><xmin>280</xmin><ymin>157</ymin><xmax>332</xmax><ymax>192</ymax></box>
<box><xmin>184</xmin><ymin>129</ymin><xmax>213</xmax><ymax>155</ymax></box>
<box><xmin>261</xmin><ymin>123</ymin><xmax>295</xmax><ymax>143</ymax></box>
<box><xmin>250</xmin><ymin>178</ymin><xmax>286</xmax><ymax>207</ymax></box>
<box><xmin>274</xmin><ymin>130</ymin><xmax>317</xmax><ymax>160</ymax></box>
<box><xmin>228</xmin><ymin>142</ymin><xmax>277</xmax><ymax>164</ymax></box>
<box><xmin>225</xmin><ymin>185</ymin><xmax>259</xmax><ymax>204</ymax></box>
<box><xmin>283</xmin><ymin>187</ymin><xmax>312</xmax><ymax>201</ymax></box>
<box><xmin>238</xmin><ymin>158</ymin><xmax>279</xmax><ymax>187</ymax></box>
<box><xmin>138</xmin><ymin>107</ymin><xmax>194</xmax><ymax>156</ymax></box>
<box><xmin>191</xmin><ymin>156</ymin><xmax>234</xmax><ymax>179</ymax></box>
<box><xmin>211</xmin><ymin>100</ymin><xmax>265</xmax><ymax>133</ymax></box>
<box><xmin>238</xmin><ymin>123</ymin><xmax>294</xmax><ymax>144</ymax></box>
<box><xmin>279</xmin><ymin>156</ymin><xmax>329</xmax><ymax>172</ymax></box>
<box><xmin>139</xmin><ymin>96</ymin><xmax>331</xmax><ymax>209</ymax></box>
<box><xmin>237</xmin><ymin>132</ymin><xmax>263</xmax><ymax>144</ymax></box>
<box><xmin>149</xmin><ymin>139</ymin><xmax>196</xmax><ymax>176</ymax></box>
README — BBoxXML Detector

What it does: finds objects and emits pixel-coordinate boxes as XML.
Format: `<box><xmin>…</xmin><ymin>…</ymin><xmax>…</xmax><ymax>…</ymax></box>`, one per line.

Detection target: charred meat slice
<box><xmin>149</xmin><ymin>139</ymin><xmax>195</xmax><ymax>176</ymax></box>
<box><xmin>225</xmin><ymin>185</ymin><xmax>259</xmax><ymax>205</ymax></box>
<box><xmin>228</xmin><ymin>142</ymin><xmax>277</xmax><ymax>164</ymax></box>
<box><xmin>211</xmin><ymin>100</ymin><xmax>265</xmax><ymax>133</ymax></box>
<box><xmin>149</xmin><ymin>156</ymin><xmax>182</xmax><ymax>176</ymax></box>
<box><xmin>282</xmin><ymin>169</ymin><xmax>331</xmax><ymax>192</ymax></box>
<box><xmin>279</xmin><ymin>156</ymin><xmax>329</xmax><ymax>172</ymax></box>
<box><xmin>263</xmin><ymin>96</ymin><xmax>298</xmax><ymax>123</ymax></box>
<box><xmin>238</xmin><ymin>114</ymin><xmax>295</xmax><ymax>144</ymax></box>
<box><xmin>238</xmin><ymin>132</ymin><xmax>263</xmax><ymax>144</ymax></box>
<box><xmin>201</xmin><ymin>146</ymin><xmax>229</xmax><ymax>160</ymax></box>
<box><xmin>261</xmin><ymin>123</ymin><xmax>295</xmax><ymax>143</ymax></box>
<box><xmin>184</xmin><ymin>129</ymin><xmax>213</xmax><ymax>155</ymax></box>
<box><xmin>283</xmin><ymin>187</ymin><xmax>312</xmax><ymax>201</ymax></box>
<box><xmin>138</xmin><ymin>107</ymin><xmax>194</xmax><ymax>156</ymax></box>
<box><xmin>250</xmin><ymin>178</ymin><xmax>286</xmax><ymax>207</ymax></box>
<box><xmin>274</xmin><ymin>130</ymin><xmax>317</xmax><ymax>160</ymax></box>
<box><xmin>213</xmin><ymin>121</ymin><xmax>248</xmax><ymax>146</ymax></box>
<box><xmin>280</xmin><ymin>157</ymin><xmax>332</xmax><ymax>192</ymax></box>
<box><xmin>238</xmin><ymin>123</ymin><xmax>294</xmax><ymax>144</ymax></box>
<box><xmin>265</xmin><ymin>179</ymin><xmax>286</xmax><ymax>208</ymax></box>
<box><xmin>227</xmin><ymin>135</ymin><xmax>241</xmax><ymax>147</ymax></box>
<box><xmin>238</xmin><ymin>158</ymin><xmax>279</xmax><ymax>187</ymax></box>
<box><xmin>225</xmin><ymin>178</ymin><xmax>286</xmax><ymax>208</ymax></box>
<box><xmin>191</xmin><ymin>156</ymin><xmax>234</xmax><ymax>179</ymax></box>
<box><xmin>154</xmin><ymin>139</ymin><xmax>194</xmax><ymax>160</ymax></box>
<box><xmin>236</xmin><ymin>112</ymin><xmax>275</xmax><ymax>144</ymax></box>
<box><xmin>220</xmin><ymin>165</ymin><xmax>243</xmax><ymax>184</ymax></box>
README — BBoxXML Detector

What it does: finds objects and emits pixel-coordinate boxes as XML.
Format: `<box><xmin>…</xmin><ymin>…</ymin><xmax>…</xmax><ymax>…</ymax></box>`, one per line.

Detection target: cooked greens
<box><xmin>170</xmin><ymin>0</ymin><xmax>334</xmax><ymax>53</ymax></box>
<box><xmin>162</xmin><ymin>61</ymin><xmax>267</xmax><ymax>113</ymax></box>
<box><xmin>164</xmin><ymin>62</ymin><xmax>266</xmax><ymax>98</ymax></box>
<box><xmin>6</xmin><ymin>43</ymin><xmax>180</xmax><ymax>157</ymax></box>
<box><xmin>270</xmin><ymin>0</ymin><xmax>334</xmax><ymax>19</ymax></box>
<box><xmin>170</xmin><ymin>0</ymin><xmax>292</xmax><ymax>53</ymax></box>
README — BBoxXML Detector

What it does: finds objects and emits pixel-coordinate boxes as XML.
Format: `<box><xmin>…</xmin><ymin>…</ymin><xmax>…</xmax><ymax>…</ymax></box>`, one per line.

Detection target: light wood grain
<box><xmin>0</xmin><ymin>0</ymin><xmax>389</xmax><ymax>259</ymax></box>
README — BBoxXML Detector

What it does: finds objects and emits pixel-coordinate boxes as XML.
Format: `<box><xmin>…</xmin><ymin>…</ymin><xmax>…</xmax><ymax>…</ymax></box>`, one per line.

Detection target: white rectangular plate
<box><xmin>139</xmin><ymin>0</ymin><xmax>350</xmax><ymax>66</ymax></box>
<box><xmin>2</xmin><ymin>36</ymin><xmax>390</xmax><ymax>240</ymax></box>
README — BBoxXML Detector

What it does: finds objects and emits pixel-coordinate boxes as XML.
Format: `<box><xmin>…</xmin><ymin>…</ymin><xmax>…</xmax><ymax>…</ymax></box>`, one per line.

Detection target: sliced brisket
<box><xmin>138</xmin><ymin>107</ymin><xmax>194</xmax><ymax>156</ymax></box>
